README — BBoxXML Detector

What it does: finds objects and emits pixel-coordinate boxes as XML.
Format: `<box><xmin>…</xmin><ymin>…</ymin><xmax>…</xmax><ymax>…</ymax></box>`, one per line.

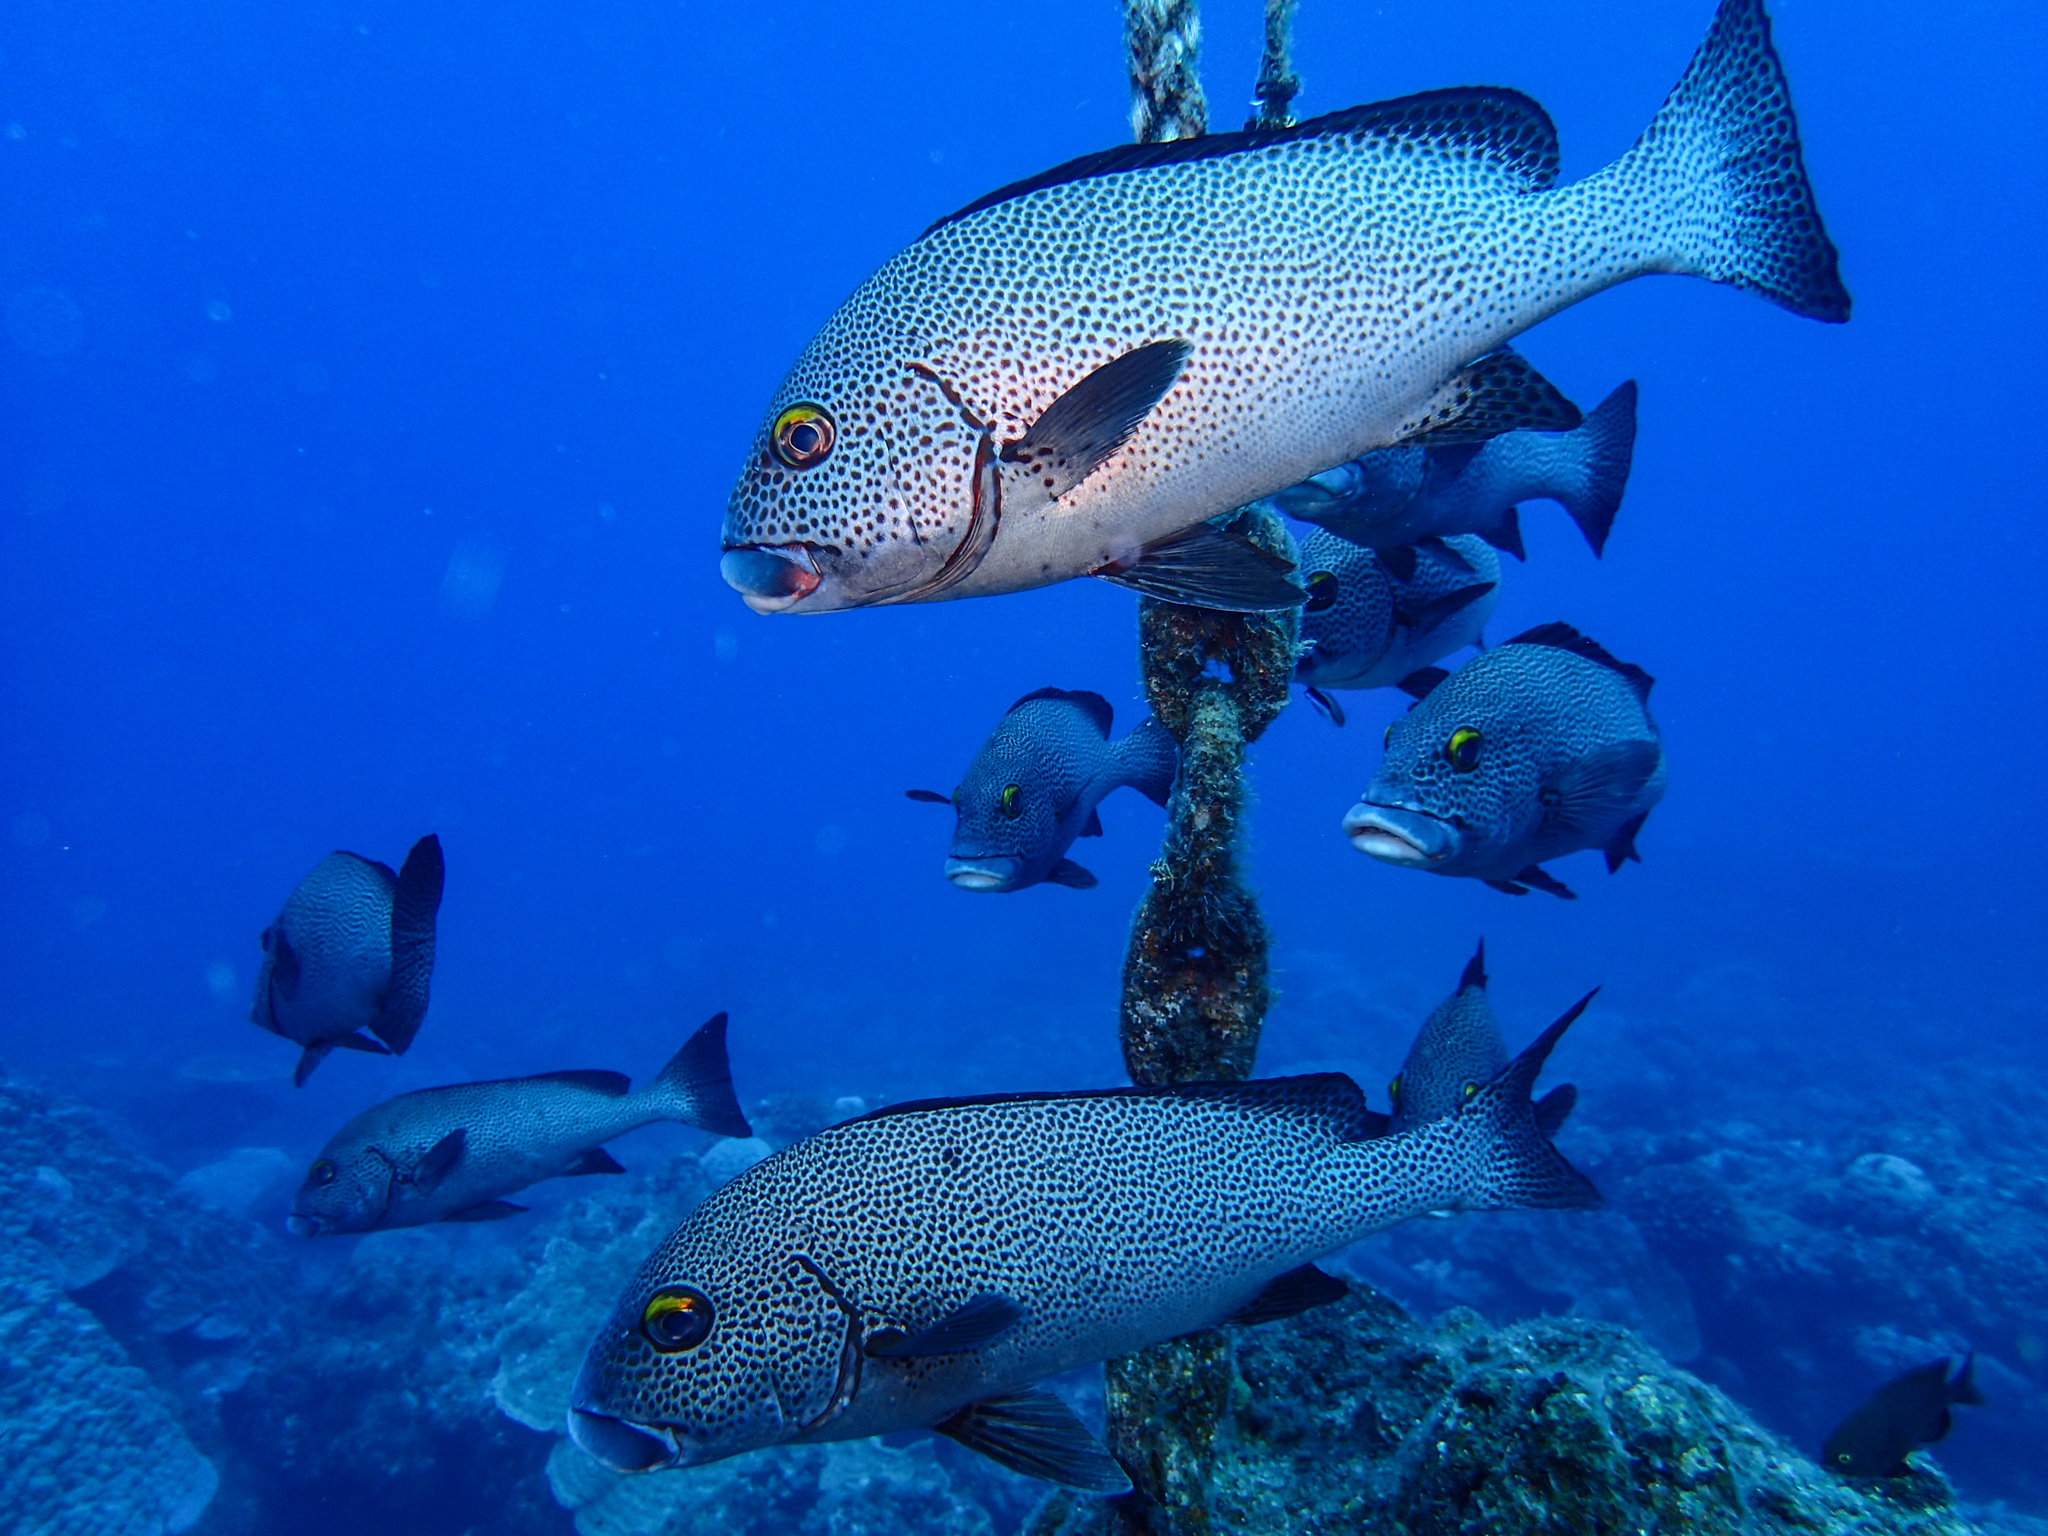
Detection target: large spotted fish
<box><xmin>718</xmin><ymin>0</ymin><xmax>1846</xmax><ymax>617</ymax></box>
<box><xmin>906</xmin><ymin>687</ymin><xmax>1176</xmax><ymax>892</ymax></box>
<box><xmin>566</xmin><ymin>1007</ymin><xmax>1596</xmax><ymax>1490</ymax></box>
<box><xmin>251</xmin><ymin>834</ymin><xmax>444</xmax><ymax>1086</ymax></box>
<box><xmin>1388</xmin><ymin>940</ymin><xmax>1576</xmax><ymax>1138</ymax></box>
<box><xmin>1294</xmin><ymin>529</ymin><xmax>1499</xmax><ymax>723</ymax></box>
<box><xmin>1344</xmin><ymin>624</ymin><xmax>1665</xmax><ymax>898</ymax></box>
<box><xmin>286</xmin><ymin>1016</ymin><xmax>752</xmax><ymax>1235</ymax></box>
<box><xmin>1275</xmin><ymin>379</ymin><xmax>1639</xmax><ymax>562</ymax></box>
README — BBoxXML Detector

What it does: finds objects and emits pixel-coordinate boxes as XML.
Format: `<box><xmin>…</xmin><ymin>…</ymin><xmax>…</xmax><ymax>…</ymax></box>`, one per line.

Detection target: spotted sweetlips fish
<box><xmin>567</xmin><ymin>1002</ymin><xmax>1597</xmax><ymax>1490</ymax></box>
<box><xmin>251</xmin><ymin>834</ymin><xmax>444</xmax><ymax>1086</ymax></box>
<box><xmin>1343</xmin><ymin>624</ymin><xmax>1665</xmax><ymax>899</ymax></box>
<box><xmin>718</xmin><ymin>0</ymin><xmax>1845</xmax><ymax>617</ymax></box>
<box><xmin>1275</xmin><ymin>378</ymin><xmax>1639</xmax><ymax>561</ymax></box>
<box><xmin>1294</xmin><ymin>529</ymin><xmax>1499</xmax><ymax>723</ymax></box>
<box><xmin>907</xmin><ymin>687</ymin><xmax>1176</xmax><ymax>892</ymax></box>
<box><xmin>1389</xmin><ymin>940</ymin><xmax>1576</xmax><ymax>1138</ymax></box>
<box><xmin>288</xmin><ymin>1016</ymin><xmax>752</xmax><ymax>1235</ymax></box>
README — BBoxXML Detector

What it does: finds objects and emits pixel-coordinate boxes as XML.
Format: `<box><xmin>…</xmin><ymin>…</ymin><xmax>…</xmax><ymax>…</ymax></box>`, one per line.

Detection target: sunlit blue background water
<box><xmin>4</xmin><ymin>0</ymin><xmax>2044</xmax><ymax>1514</ymax></box>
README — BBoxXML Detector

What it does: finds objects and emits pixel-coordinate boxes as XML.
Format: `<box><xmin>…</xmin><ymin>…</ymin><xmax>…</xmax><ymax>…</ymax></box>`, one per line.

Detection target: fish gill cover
<box><xmin>2</xmin><ymin>0</ymin><xmax>2045</xmax><ymax>1533</ymax></box>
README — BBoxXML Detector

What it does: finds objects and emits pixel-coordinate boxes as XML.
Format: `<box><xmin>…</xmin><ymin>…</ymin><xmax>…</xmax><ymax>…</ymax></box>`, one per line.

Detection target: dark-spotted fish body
<box><xmin>1295</xmin><ymin>530</ymin><xmax>1499</xmax><ymax>713</ymax></box>
<box><xmin>1276</xmin><ymin>380</ymin><xmax>1638</xmax><ymax>559</ymax></box>
<box><xmin>251</xmin><ymin>834</ymin><xmax>444</xmax><ymax>1086</ymax></box>
<box><xmin>287</xmin><ymin>1015</ymin><xmax>752</xmax><ymax>1236</ymax></box>
<box><xmin>1344</xmin><ymin>625</ymin><xmax>1665</xmax><ymax>899</ymax></box>
<box><xmin>719</xmin><ymin>0</ymin><xmax>1844</xmax><ymax>616</ymax></box>
<box><xmin>1389</xmin><ymin>941</ymin><xmax>1577</xmax><ymax>1138</ymax></box>
<box><xmin>909</xmin><ymin>688</ymin><xmax>1175</xmax><ymax>893</ymax></box>
<box><xmin>567</xmin><ymin>1006</ymin><xmax>1597</xmax><ymax>1490</ymax></box>
<box><xmin>1824</xmin><ymin>1356</ymin><xmax>1985</xmax><ymax>1478</ymax></box>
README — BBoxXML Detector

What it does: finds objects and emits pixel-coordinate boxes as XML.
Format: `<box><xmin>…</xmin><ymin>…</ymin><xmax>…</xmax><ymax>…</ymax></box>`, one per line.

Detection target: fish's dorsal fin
<box><xmin>923</xmin><ymin>88</ymin><xmax>1560</xmax><ymax>237</ymax></box>
<box><xmin>1460</xmin><ymin>939</ymin><xmax>1489</xmax><ymax>993</ymax></box>
<box><xmin>1505</xmin><ymin>622</ymin><xmax>1655</xmax><ymax>703</ymax></box>
<box><xmin>533</xmin><ymin>1069</ymin><xmax>632</xmax><ymax>1096</ymax></box>
<box><xmin>932</xmin><ymin>1389</ymin><xmax>1132</xmax><ymax>1494</ymax></box>
<box><xmin>1008</xmin><ymin>686</ymin><xmax>1113</xmax><ymax>737</ymax></box>
<box><xmin>855</xmin><ymin>1073</ymin><xmax>1386</xmax><ymax>1144</ymax></box>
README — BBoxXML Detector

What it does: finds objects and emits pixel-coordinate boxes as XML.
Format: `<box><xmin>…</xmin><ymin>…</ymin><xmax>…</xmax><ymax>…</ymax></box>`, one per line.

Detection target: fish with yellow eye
<box><xmin>1388</xmin><ymin>940</ymin><xmax>1578</xmax><ymax>1137</ymax></box>
<box><xmin>907</xmin><ymin>688</ymin><xmax>1176</xmax><ymax>893</ymax></box>
<box><xmin>1343</xmin><ymin>624</ymin><xmax>1665</xmax><ymax>899</ymax></box>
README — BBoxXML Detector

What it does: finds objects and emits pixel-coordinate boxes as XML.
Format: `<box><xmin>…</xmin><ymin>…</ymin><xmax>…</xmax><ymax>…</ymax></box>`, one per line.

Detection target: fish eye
<box><xmin>999</xmin><ymin>784</ymin><xmax>1022</xmax><ymax>819</ymax></box>
<box><xmin>1461</xmin><ymin>1081</ymin><xmax>1480</xmax><ymax>1101</ymax></box>
<box><xmin>641</xmin><ymin>1285</ymin><xmax>715</xmax><ymax>1352</ymax></box>
<box><xmin>1835</xmin><ymin>1452</ymin><xmax>1853</xmax><ymax>1466</ymax></box>
<box><xmin>1304</xmin><ymin>570</ymin><xmax>1341</xmax><ymax>614</ymax></box>
<box><xmin>1387</xmin><ymin>1076</ymin><xmax>1401</xmax><ymax>1105</ymax></box>
<box><xmin>1383</xmin><ymin>722</ymin><xmax>1395</xmax><ymax>750</ymax></box>
<box><xmin>770</xmin><ymin>403</ymin><xmax>836</xmax><ymax>469</ymax></box>
<box><xmin>1444</xmin><ymin>727</ymin><xmax>1484</xmax><ymax>772</ymax></box>
<box><xmin>309</xmin><ymin>1159</ymin><xmax>336</xmax><ymax>1186</ymax></box>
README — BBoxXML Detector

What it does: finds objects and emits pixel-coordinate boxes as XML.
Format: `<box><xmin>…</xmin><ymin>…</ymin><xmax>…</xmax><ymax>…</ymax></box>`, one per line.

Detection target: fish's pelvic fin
<box><xmin>1607</xmin><ymin>0</ymin><xmax>1849</xmax><ymax>321</ymax></box>
<box><xmin>443</xmin><ymin>1200</ymin><xmax>527</xmax><ymax>1222</ymax></box>
<box><xmin>1418</xmin><ymin>533</ymin><xmax>1476</xmax><ymax>575</ymax></box>
<box><xmin>1460</xmin><ymin>938</ymin><xmax>1489</xmax><ymax>994</ymax></box>
<box><xmin>291</xmin><ymin>1041</ymin><xmax>332</xmax><ymax>1087</ymax></box>
<box><xmin>906</xmin><ymin>788</ymin><xmax>952</xmax><ymax>804</ymax></box>
<box><xmin>1512</xmin><ymin>864</ymin><xmax>1578</xmax><ymax>900</ymax></box>
<box><xmin>372</xmin><ymin>832</ymin><xmax>444</xmax><ymax>1055</ymax></box>
<box><xmin>1114</xmin><ymin>715</ymin><xmax>1180</xmax><ymax>806</ymax></box>
<box><xmin>1397</xmin><ymin>580</ymin><xmax>1496</xmax><ymax>635</ymax></box>
<box><xmin>1001</xmin><ymin>340</ymin><xmax>1191</xmax><ymax>506</ymax></box>
<box><xmin>1559</xmin><ymin>381</ymin><xmax>1639</xmax><ymax>557</ymax></box>
<box><xmin>1091</xmin><ymin>518</ymin><xmax>1305</xmax><ymax>612</ymax></box>
<box><xmin>650</xmin><ymin>1013</ymin><xmax>754</xmax><ymax>1139</ymax></box>
<box><xmin>932</xmin><ymin>1389</ymin><xmax>1132</xmax><ymax>1494</ymax></box>
<box><xmin>1303</xmin><ymin>686</ymin><xmax>1347</xmax><ymax>726</ymax></box>
<box><xmin>866</xmin><ymin>1293</ymin><xmax>1024</xmax><ymax>1358</ymax></box>
<box><xmin>1534</xmin><ymin>1082</ymin><xmax>1578</xmax><ymax>1137</ymax></box>
<box><xmin>1396</xmin><ymin>666</ymin><xmax>1448</xmax><ymax>701</ymax></box>
<box><xmin>1377</xmin><ymin>544</ymin><xmax>1420</xmax><ymax>582</ymax></box>
<box><xmin>333</xmin><ymin>1029</ymin><xmax>391</xmax><ymax>1054</ymax></box>
<box><xmin>1080</xmin><ymin>807</ymin><xmax>1105</xmax><ymax>838</ymax></box>
<box><xmin>1394</xmin><ymin>347</ymin><xmax>1582</xmax><ymax>449</ymax></box>
<box><xmin>1604</xmin><ymin>809</ymin><xmax>1651</xmax><ymax>873</ymax></box>
<box><xmin>412</xmin><ymin>1128</ymin><xmax>467</xmax><ymax>1196</ymax></box>
<box><xmin>1225</xmin><ymin>1263</ymin><xmax>1350</xmax><ymax>1326</ymax></box>
<box><xmin>1484</xmin><ymin>879</ymin><xmax>1529</xmax><ymax>897</ymax></box>
<box><xmin>564</xmin><ymin>1146</ymin><xmax>627</xmax><ymax>1177</ymax></box>
<box><xmin>1046</xmin><ymin>858</ymin><xmax>1099</xmax><ymax>889</ymax></box>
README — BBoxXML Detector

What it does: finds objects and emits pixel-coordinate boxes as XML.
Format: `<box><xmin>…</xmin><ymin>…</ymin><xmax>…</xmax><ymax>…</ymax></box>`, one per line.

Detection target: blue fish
<box><xmin>1343</xmin><ymin>625</ymin><xmax>1665</xmax><ymax>899</ymax></box>
<box><xmin>1390</xmin><ymin>941</ymin><xmax>1577</xmax><ymax>1137</ymax></box>
<box><xmin>1295</xmin><ymin>530</ymin><xmax>1499</xmax><ymax>724</ymax></box>
<box><xmin>1824</xmin><ymin>1356</ymin><xmax>1985</xmax><ymax>1479</ymax></box>
<box><xmin>251</xmin><ymin>834</ymin><xmax>444</xmax><ymax>1085</ymax></box>
<box><xmin>1275</xmin><ymin>379</ymin><xmax>1638</xmax><ymax>562</ymax></box>
<box><xmin>908</xmin><ymin>688</ymin><xmax>1176</xmax><ymax>892</ymax></box>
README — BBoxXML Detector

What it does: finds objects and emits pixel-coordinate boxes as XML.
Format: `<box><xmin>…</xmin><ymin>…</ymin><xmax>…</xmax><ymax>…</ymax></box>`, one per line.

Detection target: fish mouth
<box><xmin>1270</xmin><ymin>463</ymin><xmax>1361</xmax><ymax>517</ymax></box>
<box><xmin>720</xmin><ymin>545</ymin><xmax>823</xmax><ymax>614</ymax></box>
<box><xmin>285</xmin><ymin>1213</ymin><xmax>326</xmax><ymax>1238</ymax></box>
<box><xmin>945</xmin><ymin>856</ymin><xmax>1021</xmax><ymax>892</ymax></box>
<box><xmin>1343</xmin><ymin>802</ymin><xmax>1458</xmax><ymax>866</ymax></box>
<box><xmin>568</xmin><ymin>1408</ymin><xmax>681</xmax><ymax>1473</ymax></box>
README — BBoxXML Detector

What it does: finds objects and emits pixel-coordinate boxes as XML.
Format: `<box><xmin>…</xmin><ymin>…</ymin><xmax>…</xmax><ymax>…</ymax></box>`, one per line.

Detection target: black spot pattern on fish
<box><xmin>1295</xmin><ymin>530</ymin><xmax>1498</xmax><ymax>693</ymax></box>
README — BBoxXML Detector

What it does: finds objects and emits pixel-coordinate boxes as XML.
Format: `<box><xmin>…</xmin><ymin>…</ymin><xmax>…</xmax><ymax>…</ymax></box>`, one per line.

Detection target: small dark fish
<box><xmin>908</xmin><ymin>687</ymin><xmax>1176</xmax><ymax>892</ymax></box>
<box><xmin>1823</xmin><ymin>1356</ymin><xmax>1985</xmax><ymax>1478</ymax></box>
<box><xmin>287</xmin><ymin>1015</ymin><xmax>752</xmax><ymax>1236</ymax></box>
<box><xmin>1275</xmin><ymin>379</ymin><xmax>1638</xmax><ymax>559</ymax></box>
<box><xmin>1343</xmin><ymin>623</ymin><xmax>1665</xmax><ymax>899</ymax></box>
<box><xmin>1294</xmin><ymin>530</ymin><xmax>1499</xmax><ymax>722</ymax></box>
<box><xmin>251</xmin><ymin>834</ymin><xmax>444</xmax><ymax>1086</ymax></box>
<box><xmin>1389</xmin><ymin>940</ymin><xmax>1577</xmax><ymax>1137</ymax></box>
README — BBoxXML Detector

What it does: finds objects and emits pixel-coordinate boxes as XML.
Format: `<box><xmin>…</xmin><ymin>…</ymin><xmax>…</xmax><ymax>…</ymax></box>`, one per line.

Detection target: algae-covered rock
<box><xmin>1032</xmin><ymin>1289</ymin><xmax>1979</xmax><ymax>1536</ymax></box>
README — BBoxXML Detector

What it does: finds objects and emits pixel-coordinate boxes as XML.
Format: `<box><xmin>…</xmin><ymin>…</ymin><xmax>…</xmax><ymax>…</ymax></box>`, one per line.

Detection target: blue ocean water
<box><xmin>3</xmin><ymin>0</ymin><xmax>2044</xmax><ymax>1531</ymax></box>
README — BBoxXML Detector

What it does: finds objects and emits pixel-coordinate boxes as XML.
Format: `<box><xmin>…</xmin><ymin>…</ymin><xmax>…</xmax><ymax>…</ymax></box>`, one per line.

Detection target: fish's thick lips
<box><xmin>568</xmin><ymin>1408</ymin><xmax>680</xmax><ymax>1473</ymax></box>
<box><xmin>1343</xmin><ymin>802</ymin><xmax>1456</xmax><ymax>866</ymax></box>
<box><xmin>285</xmin><ymin>1213</ymin><xmax>324</xmax><ymax>1238</ymax></box>
<box><xmin>945</xmin><ymin>856</ymin><xmax>1021</xmax><ymax>892</ymax></box>
<box><xmin>720</xmin><ymin>545</ymin><xmax>822</xmax><ymax>614</ymax></box>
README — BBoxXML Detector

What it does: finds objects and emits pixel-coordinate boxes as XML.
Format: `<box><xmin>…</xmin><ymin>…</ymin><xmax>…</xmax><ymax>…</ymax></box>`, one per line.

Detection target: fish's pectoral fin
<box><xmin>1091</xmin><ymin>518</ymin><xmax>1304</xmax><ymax>612</ymax></box>
<box><xmin>411</xmin><ymin>1128</ymin><xmax>467</xmax><ymax>1194</ymax></box>
<box><xmin>1303</xmin><ymin>686</ymin><xmax>1346</xmax><ymax>726</ymax></box>
<box><xmin>1395</xmin><ymin>346</ymin><xmax>1582</xmax><ymax>448</ymax></box>
<box><xmin>1225</xmin><ymin>1263</ymin><xmax>1350</xmax><ymax>1326</ymax></box>
<box><xmin>565</xmin><ymin>1145</ymin><xmax>626</xmax><ymax>1177</ymax></box>
<box><xmin>1418</xmin><ymin>533</ymin><xmax>1476</xmax><ymax>574</ymax></box>
<box><xmin>1542</xmin><ymin>741</ymin><xmax>1662</xmax><ymax>842</ymax></box>
<box><xmin>1419</xmin><ymin>442</ymin><xmax>1487</xmax><ymax>496</ymax></box>
<box><xmin>1079</xmin><ymin>807</ymin><xmax>1104</xmax><ymax>838</ymax></box>
<box><xmin>1377</xmin><ymin>544</ymin><xmax>1419</xmax><ymax>582</ymax></box>
<box><xmin>1396</xmin><ymin>667</ymin><xmax>1448</xmax><ymax>702</ymax></box>
<box><xmin>291</xmin><ymin>1040</ymin><xmax>333</xmax><ymax>1087</ymax></box>
<box><xmin>442</xmin><ymin>1199</ymin><xmax>527</xmax><ymax>1223</ymax></box>
<box><xmin>1046</xmin><ymin>858</ymin><xmax>1099</xmax><ymax>890</ymax></box>
<box><xmin>1512</xmin><ymin>865</ymin><xmax>1578</xmax><ymax>901</ymax></box>
<box><xmin>933</xmin><ymin>1389</ymin><xmax>1132</xmax><ymax>1494</ymax></box>
<box><xmin>269</xmin><ymin>927</ymin><xmax>302</xmax><ymax>1002</ymax></box>
<box><xmin>1604</xmin><ymin>810</ymin><xmax>1650</xmax><ymax>874</ymax></box>
<box><xmin>1534</xmin><ymin>1083</ymin><xmax>1578</xmax><ymax>1137</ymax></box>
<box><xmin>1001</xmin><ymin>339</ymin><xmax>1192</xmax><ymax>505</ymax></box>
<box><xmin>905</xmin><ymin>788</ymin><xmax>953</xmax><ymax>804</ymax></box>
<box><xmin>1396</xmin><ymin>581</ymin><xmax>1496</xmax><ymax>635</ymax></box>
<box><xmin>866</xmin><ymin>1293</ymin><xmax>1024</xmax><ymax>1358</ymax></box>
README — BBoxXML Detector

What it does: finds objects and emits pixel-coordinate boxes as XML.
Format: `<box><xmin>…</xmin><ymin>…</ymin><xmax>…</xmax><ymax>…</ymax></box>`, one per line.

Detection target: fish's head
<box><xmin>286</xmin><ymin>1144</ymin><xmax>389</xmax><ymax>1237</ymax></box>
<box><xmin>721</xmin><ymin>320</ymin><xmax>993</xmax><ymax>614</ymax></box>
<box><xmin>1271</xmin><ymin>449</ymin><xmax>1424</xmax><ymax>534</ymax></box>
<box><xmin>1346</xmin><ymin>697</ymin><xmax>1521</xmax><ymax>875</ymax></box>
<box><xmin>1293</xmin><ymin>531</ymin><xmax>1395</xmax><ymax>683</ymax></box>
<box><xmin>943</xmin><ymin>723</ymin><xmax>1071</xmax><ymax>893</ymax></box>
<box><xmin>570</xmin><ymin>1206</ymin><xmax>859</xmax><ymax>1473</ymax></box>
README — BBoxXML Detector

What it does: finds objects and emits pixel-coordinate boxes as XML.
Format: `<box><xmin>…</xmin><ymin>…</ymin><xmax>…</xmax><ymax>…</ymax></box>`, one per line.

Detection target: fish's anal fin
<box><xmin>932</xmin><ymin>1389</ymin><xmax>1132</xmax><ymax>1494</ymax></box>
<box><xmin>333</xmin><ymin>1030</ymin><xmax>392</xmax><ymax>1055</ymax></box>
<box><xmin>906</xmin><ymin>788</ymin><xmax>953</xmax><ymax>804</ymax></box>
<box><xmin>1534</xmin><ymin>1082</ymin><xmax>1578</xmax><ymax>1137</ymax></box>
<box><xmin>1605</xmin><ymin>810</ymin><xmax>1651</xmax><ymax>874</ymax></box>
<box><xmin>1225</xmin><ymin>1263</ymin><xmax>1350</xmax><ymax>1326</ymax></box>
<box><xmin>1303</xmin><ymin>686</ymin><xmax>1347</xmax><ymax>727</ymax></box>
<box><xmin>442</xmin><ymin>1200</ymin><xmax>527</xmax><ymax>1223</ymax></box>
<box><xmin>1480</xmin><ymin>503</ymin><xmax>1526</xmax><ymax>561</ymax></box>
<box><xmin>1513</xmin><ymin>865</ymin><xmax>1579</xmax><ymax>901</ymax></box>
<box><xmin>1091</xmin><ymin>518</ymin><xmax>1305</xmax><ymax>613</ymax></box>
<box><xmin>1395</xmin><ymin>347</ymin><xmax>1582</xmax><ymax>449</ymax></box>
<box><xmin>1396</xmin><ymin>667</ymin><xmax>1448</xmax><ymax>701</ymax></box>
<box><xmin>291</xmin><ymin>1041</ymin><xmax>332</xmax><ymax>1088</ymax></box>
<box><xmin>866</xmin><ymin>1293</ymin><xmax>1025</xmax><ymax>1358</ymax></box>
<box><xmin>1483</xmin><ymin>879</ymin><xmax>1530</xmax><ymax>897</ymax></box>
<box><xmin>412</xmin><ymin>1128</ymin><xmax>467</xmax><ymax>1195</ymax></box>
<box><xmin>1001</xmin><ymin>340</ymin><xmax>1191</xmax><ymax>506</ymax></box>
<box><xmin>1080</xmin><ymin>808</ymin><xmax>1105</xmax><ymax>838</ymax></box>
<box><xmin>1046</xmin><ymin>858</ymin><xmax>1098</xmax><ymax>889</ymax></box>
<box><xmin>565</xmin><ymin>1145</ymin><xmax>627</xmax><ymax>1177</ymax></box>
<box><xmin>1418</xmin><ymin>532</ymin><xmax>1476</xmax><ymax>574</ymax></box>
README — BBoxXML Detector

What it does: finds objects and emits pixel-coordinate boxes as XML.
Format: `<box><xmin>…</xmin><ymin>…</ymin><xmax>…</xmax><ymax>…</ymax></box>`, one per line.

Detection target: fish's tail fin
<box><xmin>1602</xmin><ymin>0</ymin><xmax>1849</xmax><ymax>322</ymax></box>
<box><xmin>1555</xmin><ymin>381</ymin><xmax>1638</xmax><ymax>558</ymax></box>
<box><xmin>647</xmin><ymin>1013</ymin><xmax>754</xmax><ymax>1139</ymax></box>
<box><xmin>1459</xmin><ymin>990</ymin><xmax>1602</xmax><ymax>1212</ymax></box>
<box><xmin>373</xmin><ymin>833</ymin><xmax>444</xmax><ymax>1054</ymax></box>
<box><xmin>1115</xmin><ymin>716</ymin><xmax>1180</xmax><ymax>807</ymax></box>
